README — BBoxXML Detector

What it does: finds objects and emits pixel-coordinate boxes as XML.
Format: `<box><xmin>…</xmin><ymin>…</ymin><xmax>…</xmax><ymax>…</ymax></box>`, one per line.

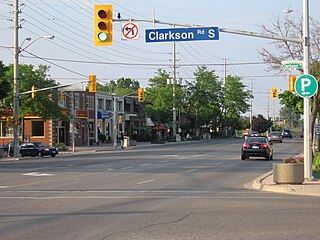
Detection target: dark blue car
<box><xmin>281</xmin><ymin>129</ymin><xmax>293</xmax><ymax>139</ymax></box>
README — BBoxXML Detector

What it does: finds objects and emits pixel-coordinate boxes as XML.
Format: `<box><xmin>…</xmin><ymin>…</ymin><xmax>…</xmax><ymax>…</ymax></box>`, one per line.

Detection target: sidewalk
<box><xmin>251</xmin><ymin>171</ymin><xmax>320</xmax><ymax>197</ymax></box>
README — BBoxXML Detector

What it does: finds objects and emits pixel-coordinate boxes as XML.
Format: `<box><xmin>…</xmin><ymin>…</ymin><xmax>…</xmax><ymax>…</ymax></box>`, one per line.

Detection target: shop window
<box><xmin>32</xmin><ymin>121</ymin><xmax>44</xmax><ymax>136</ymax></box>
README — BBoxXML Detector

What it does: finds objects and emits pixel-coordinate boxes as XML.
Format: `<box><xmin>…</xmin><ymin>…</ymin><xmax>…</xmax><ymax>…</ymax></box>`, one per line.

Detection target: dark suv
<box><xmin>281</xmin><ymin>129</ymin><xmax>293</xmax><ymax>139</ymax></box>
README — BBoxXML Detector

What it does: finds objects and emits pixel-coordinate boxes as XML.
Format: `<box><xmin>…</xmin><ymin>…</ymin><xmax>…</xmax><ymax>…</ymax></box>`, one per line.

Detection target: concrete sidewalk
<box><xmin>251</xmin><ymin>171</ymin><xmax>320</xmax><ymax>197</ymax></box>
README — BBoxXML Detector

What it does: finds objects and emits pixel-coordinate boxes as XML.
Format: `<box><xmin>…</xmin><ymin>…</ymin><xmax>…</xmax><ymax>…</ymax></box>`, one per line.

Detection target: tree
<box><xmin>221</xmin><ymin>75</ymin><xmax>250</xmax><ymax>134</ymax></box>
<box><xmin>96</xmin><ymin>78</ymin><xmax>140</xmax><ymax>96</ymax></box>
<box><xmin>1</xmin><ymin>64</ymin><xmax>67</xmax><ymax>121</ymax></box>
<box><xmin>252</xmin><ymin>114</ymin><xmax>273</xmax><ymax>133</ymax></box>
<box><xmin>145</xmin><ymin>69</ymin><xmax>175</xmax><ymax>124</ymax></box>
<box><xmin>184</xmin><ymin>66</ymin><xmax>221</xmax><ymax>136</ymax></box>
<box><xmin>259</xmin><ymin>15</ymin><xmax>320</xmax><ymax>152</ymax></box>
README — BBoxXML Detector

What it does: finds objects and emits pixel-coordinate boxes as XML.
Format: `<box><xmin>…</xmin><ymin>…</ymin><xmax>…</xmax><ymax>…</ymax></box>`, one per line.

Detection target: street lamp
<box><xmin>12</xmin><ymin>1</ymin><xmax>55</xmax><ymax>159</ymax></box>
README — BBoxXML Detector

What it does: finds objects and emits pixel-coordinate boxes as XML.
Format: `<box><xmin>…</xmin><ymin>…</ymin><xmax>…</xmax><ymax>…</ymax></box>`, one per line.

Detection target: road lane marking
<box><xmin>185</xmin><ymin>169</ymin><xmax>198</xmax><ymax>173</ymax></box>
<box><xmin>22</xmin><ymin>172</ymin><xmax>55</xmax><ymax>177</ymax></box>
<box><xmin>140</xmin><ymin>163</ymin><xmax>152</xmax><ymax>167</ymax></box>
<box><xmin>0</xmin><ymin>186</ymin><xmax>8</xmax><ymax>189</ymax></box>
<box><xmin>137</xmin><ymin>179</ymin><xmax>155</xmax><ymax>185</ymax></box>
<box><xmin>215</xmin><ymin>162</ymin><xmax>223</xmax><ymax>166</ymax></box>
<box><xmin>120</xmin><ymin>166</ymin><xmax>134</xmax><ymax>170</ymax></box>
<box><xmin>159</xmin><ymin>160</ymin><xmax>168</xmax><ymax>164</ymax></box>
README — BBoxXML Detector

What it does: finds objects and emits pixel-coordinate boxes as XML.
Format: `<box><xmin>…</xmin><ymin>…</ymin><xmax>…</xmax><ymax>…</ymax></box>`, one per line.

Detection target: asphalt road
<box><xmin>1</xmin><ymin>138</ymin><xmax>319</xmax><ymax>240</ymax></box>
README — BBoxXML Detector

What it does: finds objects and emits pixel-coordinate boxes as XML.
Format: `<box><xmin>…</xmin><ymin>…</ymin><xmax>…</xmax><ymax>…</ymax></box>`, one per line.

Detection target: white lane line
<box><xmin>159</xmin><ymin>160</ymin><xmax>168</xmax><ymax>164</ymax></box>
<box><xmin>140</xmin><ymin>163</ymin><xmax>152</xmax><ymax>167</ymax></box>
<box><xmin>22</xmin><ymin>172</ymin><xmax>54</xmax><ymax>177</ymax></box>
<box><xmin>0</xmin><ymin>186</ymin><xmax>9</xmax><ymax>189</ymax></box>
<box><xmin>185</xmin><ymin>169</ymin><xmax>198</xmax><ymax>173</ymax></box>
<box><xmin>137</xmin><ymin>179</ymin><xmax>155</xmax><ymax>185</ymax></box>
<box><xmin>120</xmin><ymin>166</ymin><xmax>134</xmax><ymax>170</ymax></box>
<box><xmin>215</xmin><ymin>162</ymin><xmax>223</xmax><ymax>166</ymax></box>
<box><xmin>191</xmin><ymin>154</ymin><xmax>204</xmax><ymax>158</ymax></box>
<box><xmin>163</xmin><ymin>155</ymin><xmax>178</xmax><ymax>158</ymax></box>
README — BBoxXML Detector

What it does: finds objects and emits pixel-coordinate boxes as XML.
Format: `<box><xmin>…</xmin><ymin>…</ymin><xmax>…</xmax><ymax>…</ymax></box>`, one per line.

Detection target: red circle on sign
<box><xmin>122</xmin><ymin>23</ymin><xmax>139</xmax><ymax>39</ymax></box>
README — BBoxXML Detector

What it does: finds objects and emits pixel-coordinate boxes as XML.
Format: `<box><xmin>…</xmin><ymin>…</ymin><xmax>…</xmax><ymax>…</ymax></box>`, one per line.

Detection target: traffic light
<box><xmin>138</xmin><ymin>88</ymin><xmax>144</xmax><ymax>102</ymax></box>
<box><xmin>31</xmin><ymin>85</ymin><xmax>35</xmax><ymax>99</ymax></box>
<box><xmin>271</xmin><ymin>87</ymin><xmax>278</xmax><ymax>99</ymax></box>
<box><xmin>60</xmin><ymin>91</ymin><xmax>65</xmax><ymax>100</ymax></box>
<box><xmin>289</xmin><ymin>75</ymin><xmax>296</xmax><ymax>93</ymax></box>
<box><xmin>89</xmin><ymin>75</ymin><xmax>97</xmax><ymax>92</ymax></box>
<box><xmin>94</xmin><ymin>5</ymin><xmax>113</xmax><ymax>46</ymax></box>
<box><xmin>119</xmin><ymin>115</ymin><xmax>124</xmax><ymax>123</ymax></box>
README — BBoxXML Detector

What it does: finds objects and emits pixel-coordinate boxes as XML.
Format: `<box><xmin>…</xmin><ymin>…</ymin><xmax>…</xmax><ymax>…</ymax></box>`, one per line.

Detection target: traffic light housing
<box><xmin>94</xmin><ymin>5</ymin><xmax>113</xmax><ymax>46</ymax></box>
<box><xmin>31</xmin><ymin>85</ymin><xmax>35</xmax><ymax>99</ymax></box>
<box><xmin>271</xmin><ymin>87</ymin><xmax>278</xmax><ymax>99</ymax></box>
<box><xmin>289</xmin><ymin>75</ymin><xmax>296</xmax><ymax>93</ymax></box>
<box><xmin>119</xmin><ymin>115</ymin><xmax>124</xmax><ymax>123</ymax></box>
<box><xmin>89</xmin><ymin>75</ymin><xmax>97</xmax><ymax>92</ymax></box>
<box><xmin>60</xmin><ymin>91</ymin><xmax>65</xmax><ymax>100</ymax></box>
<box><xmin>138</xmin><ymin>88</ymin><xmax>144</xmax><ymax>102</ymax></box>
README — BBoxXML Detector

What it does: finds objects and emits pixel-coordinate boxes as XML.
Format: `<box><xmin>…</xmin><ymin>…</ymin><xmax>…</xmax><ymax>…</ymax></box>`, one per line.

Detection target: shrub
<box><xmin>313</xmin><ymin>153</ymin><xmax>320</xmax><ymax>170</ymax></box>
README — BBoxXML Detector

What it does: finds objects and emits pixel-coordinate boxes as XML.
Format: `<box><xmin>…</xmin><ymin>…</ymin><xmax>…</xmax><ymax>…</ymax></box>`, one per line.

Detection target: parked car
<box><xmin>250</xmin><ymin>131</ymin><xmax>259</xmax><ymax>137</ymax></box>
<box><xmin>241</xmin><ymin>137</ymin><xmax>273</xmax><ymax>160</ymax></box>
<box><xmin>267</xmin><ymin>131</ymin><xmax>282</xmax><ymax>143</ymax></box>
<box><xmin>281</xmin><ymin>129</ymin><xmax>293</xmax><ymax>139</ymax></box>
<box><xmin>0</xmin><ymin>143</ymin><xmax>14</xmax><ymax>157</ymax></box>
<box><xmin>19</xmin><ymin>142</ymin><xmax>58</xmax><ymax>157</ymax></box>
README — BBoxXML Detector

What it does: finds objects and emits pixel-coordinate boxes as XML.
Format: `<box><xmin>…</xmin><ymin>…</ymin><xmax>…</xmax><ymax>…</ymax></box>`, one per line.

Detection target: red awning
<box><xmin>152</xmin><ymin>125</ymin><xmax>167</xmax><ymax>130</ymax></box>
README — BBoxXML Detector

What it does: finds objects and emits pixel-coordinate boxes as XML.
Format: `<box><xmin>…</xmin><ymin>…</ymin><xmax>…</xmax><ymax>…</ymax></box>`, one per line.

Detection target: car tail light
<box><xmin>242</xmin><ymin>143</ymin><xmax>250</xmax><ymax>148</ymax></box>
<box><xmin>261</xmin><ymin>144</ymin><xmax>268</xmax><ymax>148</ymax></box>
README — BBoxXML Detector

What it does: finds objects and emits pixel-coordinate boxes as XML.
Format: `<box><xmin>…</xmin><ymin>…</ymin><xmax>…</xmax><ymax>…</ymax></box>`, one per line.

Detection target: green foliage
<box><xmin>313</xmin><ymin>153</ymin><xmax>320</xmax><ymax>170</ymax></box>
<box><xmin>252</xmin><ymin>114</ymin><xmax>273</xmax><ymax>133</ymax></box>
<box><xmin>0</xmin><ymin>63</ymin><xmax>67</xmax><ymax>121</ymax></box>
<box><xmin>96</xmin><ymin>78</ymin><xmax>140</xmax><ymax>96</ymax></box>
<box><xmin>278</xmin><ymin>91</ymin><xmax>303</xmax><ymax>115</ymax></box>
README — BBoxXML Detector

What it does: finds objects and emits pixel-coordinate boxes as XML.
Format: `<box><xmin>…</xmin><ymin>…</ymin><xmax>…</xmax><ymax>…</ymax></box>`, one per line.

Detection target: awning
<box><xmin>152</xmin><ymin>125</ymin><xmax>167</xmax><ymax>130</ymax></box>
<box><xmin>97</xmin><ymin>110</ymin><xmax>112</xmax><ymax>119</ymax></box>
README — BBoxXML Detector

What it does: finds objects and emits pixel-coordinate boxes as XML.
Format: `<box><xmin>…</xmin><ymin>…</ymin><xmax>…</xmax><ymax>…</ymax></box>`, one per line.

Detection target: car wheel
<box><xmin>241</xmin><ymin>153</ymin><xmax>246</xmax><ymax>160</ymax></box>
<box><xmin>265</xmin><ymin>155</ymin><xmax>270</xmax><ymax>160</ymax></box>
<box><xmin>270</xmin><ymin>154</ymin><xmax>273</xmax><ymax>160</ymax></box>
<box><xmin>38</xmin><ymin>152</ymin><xmax>43</xmax><ymax>157</ymax></box>
<box><xmin>51</xmin><ymin>154</ymin><xmax>56</xmax><ymax>157</ymax></box>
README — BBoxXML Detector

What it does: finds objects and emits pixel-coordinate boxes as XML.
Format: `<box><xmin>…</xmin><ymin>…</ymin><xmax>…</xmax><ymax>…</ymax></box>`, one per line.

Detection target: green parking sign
<box><xmin>295</xmin><ymin>74</ymin><xmax>318</xmax><ymax>98</ymax></box>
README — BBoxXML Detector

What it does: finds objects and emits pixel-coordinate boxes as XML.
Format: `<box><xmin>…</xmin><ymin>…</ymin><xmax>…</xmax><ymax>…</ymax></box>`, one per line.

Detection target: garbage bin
<box><xmin>124</xmin><ymin>136</ymin><xmax>130</xmax><ymax>148</ymax></box>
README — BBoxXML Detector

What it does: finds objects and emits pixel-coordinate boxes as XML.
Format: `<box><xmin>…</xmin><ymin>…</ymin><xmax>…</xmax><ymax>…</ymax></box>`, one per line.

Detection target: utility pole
<box><xmin>13</xmin><ymin>0</ymin><xmax>20</xmax><ymax>159</ymax></box>
<box><xmin>303</xmin><ymin>0</ymin><xmax>312</xmax><ymax>180</ymax></box>
<box><xmin>249</xmin><ymin>79</ymin><xmax>253</xmax><ymax>131</ymax></box>
<box><xmin>113</xmin><ymin>94</ymin><xmax>117</xmax><ymax>148</ymax></box>
<box><xmin>172</xmin><ymin>41</ymin><xmax>177</xmax><ymax>141</ymax></box>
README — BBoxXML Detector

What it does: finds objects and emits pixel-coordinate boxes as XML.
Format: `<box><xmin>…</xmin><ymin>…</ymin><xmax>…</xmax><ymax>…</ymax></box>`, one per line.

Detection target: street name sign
<box><xmin>281</xmin><ymin>60</ymin><xmax>303</xmax><ymax>70</ymax></box>
<box><xmin>145</xmin><ymin>27</ymin><xmax>219</xmax><ymax>43</ymax></box>
<box><xmin>295</xmin><ymin>74</ymin><xmax>318</xmax><ymax>98</ymax></box>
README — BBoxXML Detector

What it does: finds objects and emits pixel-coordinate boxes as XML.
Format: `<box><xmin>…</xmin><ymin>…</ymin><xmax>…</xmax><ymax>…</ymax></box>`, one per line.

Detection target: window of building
<box><xmin>32</xmin><ymin>121</ymin><xmax>44</xmax><ymax>136</ymax></box>
<box><xmin>106</xmin><ymin>100</ymin><xmax>111</xmax><ymax>110</ymax></box>
<box><xmin>87</xmin><ymin>96</ymin><xmax>94</xmax><ymax>110</ymax></box>
<box><xmin>75</xmin><ymin>94</ymin><xmax>80</xmax><ymax>109</ymax></box>
<box><xmin>97</xmin><ymin>99</ymin><xmax>104</xmax><ymax>109</ymax></box>
<box><xmin>0</xmin><ymin>120</ymin><xmax>13</xmax><ymax>137</ymax></box>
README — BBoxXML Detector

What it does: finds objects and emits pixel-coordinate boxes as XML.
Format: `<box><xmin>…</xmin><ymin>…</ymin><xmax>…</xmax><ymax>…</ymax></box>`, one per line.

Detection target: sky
<box><xmin>1</xmin><ymin>0</ymin><xmax>319</xmax><ymax>118</ymax></box>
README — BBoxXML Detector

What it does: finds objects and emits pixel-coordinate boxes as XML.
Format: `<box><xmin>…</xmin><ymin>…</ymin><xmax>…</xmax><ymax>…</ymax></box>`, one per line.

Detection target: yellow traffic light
<box><xmin>60</xmin><ymin>91</ymin><xmax>65</xmax><ymax>100</ymax></box>
<box><xmin>138</xmin><ymin>88</ymin><xmax>144</xmax><ymax>102</ymax></box>
<box><xmin>289</xmin><ymin>75</ymin><xmax>296</xmax><ymax>93</ymax></box>
<box><xmin>31</xmin><ymin>85</ymin><xmax>35</xmax><ymax>99</ymax></box>
<box><xmin>89</xmin><ymin>75</ymin><xmax>97</xmax><ymax>92</ymax></box>
<box><xmin>271</xmin><ymin>87</ymin><xmax>278</xmax><ymax>99</ymax></box>
<box><xmin>94</xmin><ymin>5</ymin><xmax>113</xmax><ymax>46</ymax></box>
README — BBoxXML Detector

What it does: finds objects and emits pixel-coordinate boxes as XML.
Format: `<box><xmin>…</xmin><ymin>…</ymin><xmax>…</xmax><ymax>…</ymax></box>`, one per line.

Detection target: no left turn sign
<box><xmin>121</xmin><ymin>22</ymin><xmax>139</xmax><ymax>40</ymax></box>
